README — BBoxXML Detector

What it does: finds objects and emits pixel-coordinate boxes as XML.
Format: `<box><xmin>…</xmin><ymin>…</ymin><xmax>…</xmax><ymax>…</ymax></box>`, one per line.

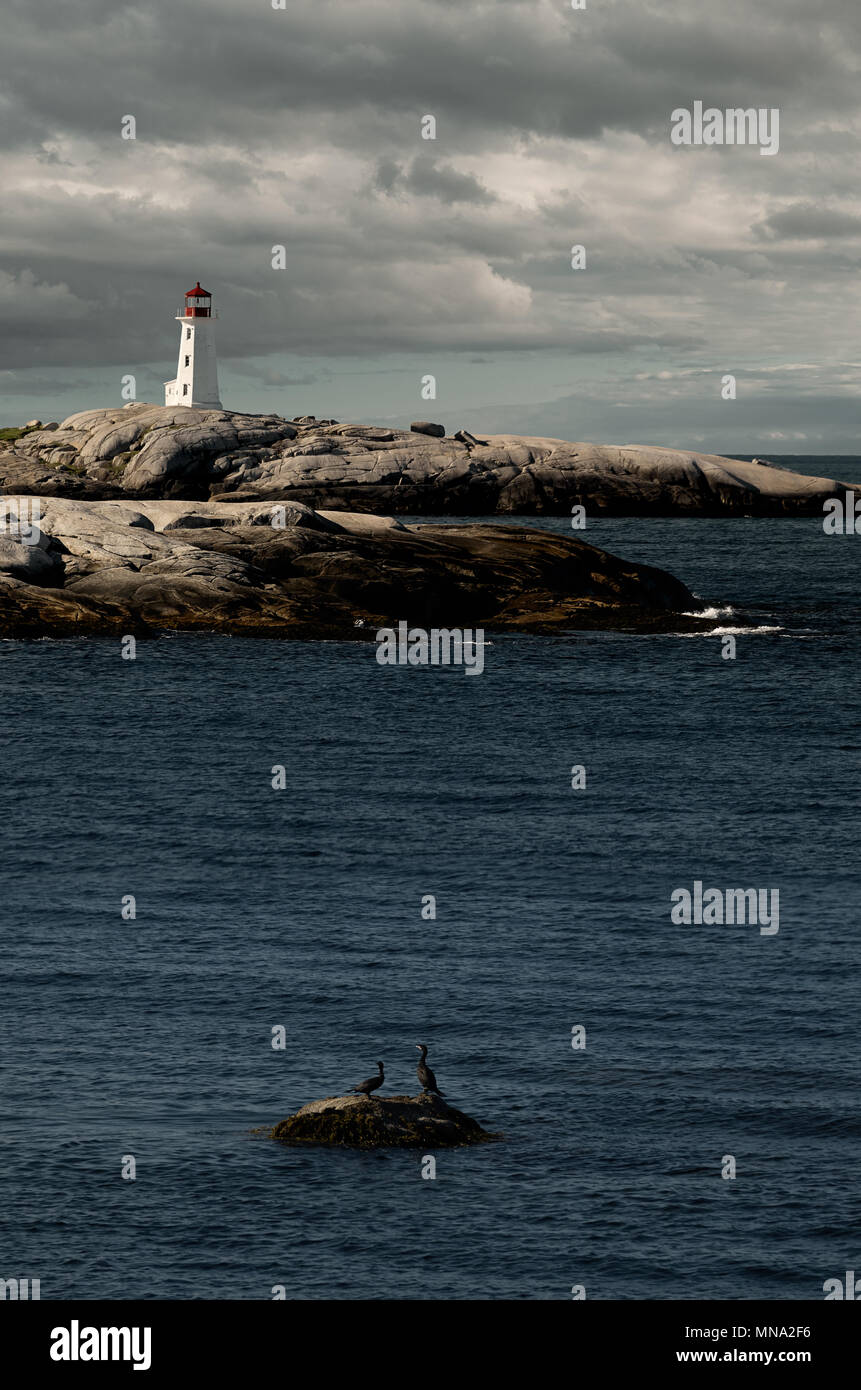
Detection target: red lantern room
<box><xmin>184</xmin><ymin>281</ymin><xmax>212</xmax><ymax>318</ymax></box>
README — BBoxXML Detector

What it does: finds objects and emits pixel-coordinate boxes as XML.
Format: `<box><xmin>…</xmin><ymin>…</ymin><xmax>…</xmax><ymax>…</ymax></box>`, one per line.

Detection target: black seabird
<box><xmin>348</xmin><ymin>1061</ymin><xmax>384</xmax><ymax>1098</ymax></box>
<box><xmin>416</xmin><ymin>1043</ymin><xmax>444</xmax><ymax>1096</ymax></box>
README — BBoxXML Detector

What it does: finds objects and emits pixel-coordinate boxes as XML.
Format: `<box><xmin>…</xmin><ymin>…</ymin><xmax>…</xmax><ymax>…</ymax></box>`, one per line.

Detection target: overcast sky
<box><xmin>1</xmin><ymin>0</ymin><xmax>860</xmax><ymax>452</ymax></box>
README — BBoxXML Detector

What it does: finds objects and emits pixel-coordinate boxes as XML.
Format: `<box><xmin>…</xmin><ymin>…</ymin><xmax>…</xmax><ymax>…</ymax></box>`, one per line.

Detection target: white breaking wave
<box><xmin>682</xmin><ymin>605</ymin><xmax>737</xmax><ymax>618</ymax></box>
<box><xmin>673</xmin><ymin>624</ymin><xmax>783</xmax><ymax>637</ymax></box>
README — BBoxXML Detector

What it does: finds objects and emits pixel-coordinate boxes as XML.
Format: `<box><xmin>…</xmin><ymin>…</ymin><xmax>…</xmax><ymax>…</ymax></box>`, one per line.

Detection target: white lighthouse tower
<box><xmin>164</xmin><ymin>280</ymin><xmax>223</xmax><ymax>409</ymax></box>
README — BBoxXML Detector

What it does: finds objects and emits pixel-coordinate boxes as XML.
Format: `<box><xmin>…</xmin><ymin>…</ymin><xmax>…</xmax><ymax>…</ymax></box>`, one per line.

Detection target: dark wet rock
<box><xmin>162</xmin><ymin>514</ymin><xmax>229</xmax><ymax>530</ymax></box>
<box><xmin>271</xmin><ymin>1092</ymin><xmax>499</xmax><ymax>1149</ymax></box>
<box><xmin>0</xmin><ymin>576</ymin><xmax>150</xmax><ymax>639</ymax></box>
<box><xmin>0</xmin><ymin>495</ymin><xmax>702</xmax><ymax>639</ymax></box>
<box><xmin>455</xmin><ymin>429</ymin><xmax>489</xmax><ymax>447</ymax></box>
<box><xmin>0</xmin><ymin>535</ymin><xmax>64</xmax><ymax>585</ymax></box>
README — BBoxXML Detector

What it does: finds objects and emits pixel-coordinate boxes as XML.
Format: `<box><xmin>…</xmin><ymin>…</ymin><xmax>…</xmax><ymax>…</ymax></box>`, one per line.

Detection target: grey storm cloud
<box><xmin>1</xmin><ymin>0</ymin><xmax>852</xmax><ymax>150</ymax></box>
<box><xmin>1</xmin><ymin>0</ymin><xmax>860</xmax><ymax>451</ymax></box>
<box><xmin>376</xmin><ymin>158</ymin><xmax>497</xmax><ymax>205</ymax></box>
<box><xmin>756</xmin><ymin>203</ymin><xmax>861</xmax><ymax>239</ymax></box>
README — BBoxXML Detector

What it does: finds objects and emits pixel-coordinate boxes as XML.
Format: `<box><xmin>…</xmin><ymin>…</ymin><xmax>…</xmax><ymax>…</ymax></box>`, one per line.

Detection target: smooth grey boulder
<box><xmin>410</xmin><ymin>420</ymin><xmax>446</xmax><ymax>438</ymax></box>
<box><xmin>0</xmin><ymin>535</ymin><xmax>63</xmax><ymax>585</ymax></box>
<box><xmin>13</xmin><ymin>404</ymin><xmax>299</xmax><ymax>497</ymax></box>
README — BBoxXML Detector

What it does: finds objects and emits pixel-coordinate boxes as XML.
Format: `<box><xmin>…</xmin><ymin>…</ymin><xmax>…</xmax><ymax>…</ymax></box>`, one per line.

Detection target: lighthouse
<box><xmin>164</xmin><ymin>281</ymin><xmax>223</xmax><ymax>409</ymax></box>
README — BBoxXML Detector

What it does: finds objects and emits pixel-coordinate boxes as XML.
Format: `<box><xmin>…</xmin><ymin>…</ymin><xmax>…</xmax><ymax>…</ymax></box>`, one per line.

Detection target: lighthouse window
<box><xmin>186</xmin><ymin>327</ymin><xmax>191</xmax><ymax>339</ymax></box>
<box><xmin>184</xmin><ymin>355</ymin><xmax>190</xmax><ymax>367</ymax></box>
<box><xmin>183</xmin><ymin>384</ymin><xmax>188</xmax><ymax>396</ymax></box>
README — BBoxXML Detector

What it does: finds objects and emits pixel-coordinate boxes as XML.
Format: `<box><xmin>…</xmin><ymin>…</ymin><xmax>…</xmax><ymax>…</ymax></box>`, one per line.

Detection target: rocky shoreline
<box><xmin>1</xmin><ymin>404</ymin><xmax>853</xmax><ymax>516</ymax></box>
<box><xmin>0</xmin><ymin>495</ymin><xmax>704</xmax><ymax>640</ymax></box>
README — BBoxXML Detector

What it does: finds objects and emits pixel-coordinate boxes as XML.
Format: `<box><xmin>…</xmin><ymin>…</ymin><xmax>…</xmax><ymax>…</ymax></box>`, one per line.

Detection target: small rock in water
<box><xmin>271</xmin><ymin>1092</ymin><xmax>500</xmax><ymax>1149</ymax></box>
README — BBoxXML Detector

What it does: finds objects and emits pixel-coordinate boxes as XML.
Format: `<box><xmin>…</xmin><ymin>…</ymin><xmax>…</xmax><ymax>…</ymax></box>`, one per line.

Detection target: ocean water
<box><xmin>1</xmin><ymin>514</ymin><xmax>858</xmax><ymax>1301</ymax></box>
<box><xmin>738</xmin><ymin>455</ymin><xmax>861</xmax><ymax>483</ymax></box>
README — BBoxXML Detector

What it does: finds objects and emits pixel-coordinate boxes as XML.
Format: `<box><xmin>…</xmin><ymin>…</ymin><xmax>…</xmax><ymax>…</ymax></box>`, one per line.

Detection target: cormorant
<box><xmin>348</xmin><ymin>1061</ymin><xmax>384</xmax><ymax>1098</ymax></box>
<box><xmin>416</xmin><ymin>1043</ymin><xmax>444</xmax><ymax>1096</ymax></box>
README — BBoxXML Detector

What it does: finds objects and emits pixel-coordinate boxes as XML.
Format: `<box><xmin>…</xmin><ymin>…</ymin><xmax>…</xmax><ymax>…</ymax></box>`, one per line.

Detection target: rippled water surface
<box><xmin>1</xmin><ymin>515</ymin><xmax>858</xmax><ymax>1299</ymax></box>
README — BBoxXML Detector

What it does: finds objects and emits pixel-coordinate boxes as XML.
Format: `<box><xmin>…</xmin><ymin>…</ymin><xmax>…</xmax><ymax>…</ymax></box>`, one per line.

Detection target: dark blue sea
<box><xmin>1</xmin><ymin>514</ymin><xmax>858</xmax><ymax>1300</ymax></box>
